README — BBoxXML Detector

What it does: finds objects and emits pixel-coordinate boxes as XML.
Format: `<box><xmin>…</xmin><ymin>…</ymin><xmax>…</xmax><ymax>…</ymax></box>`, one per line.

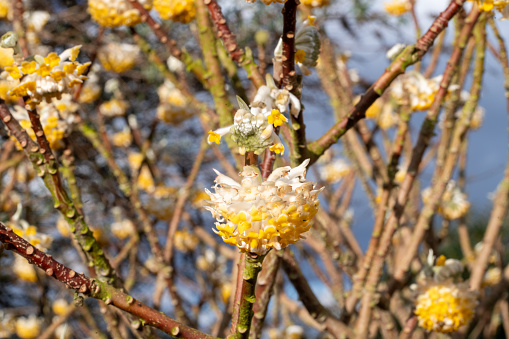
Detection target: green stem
<box><xmin>228</xmin><ymin>253</ymin><xmax>265</xmax><ymax>339</ymax></box>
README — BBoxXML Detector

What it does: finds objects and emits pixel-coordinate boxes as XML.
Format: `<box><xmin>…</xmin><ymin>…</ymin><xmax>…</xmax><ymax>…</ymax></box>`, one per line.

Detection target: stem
<box><xmin>228</xmin><ymin>253</ymin><xmax>266</xmax><ymax>339</ymax></box>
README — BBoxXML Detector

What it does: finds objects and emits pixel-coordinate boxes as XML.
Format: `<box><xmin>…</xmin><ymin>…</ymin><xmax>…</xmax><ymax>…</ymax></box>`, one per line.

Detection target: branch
<box><xmin>307</xmin><ymin>0</ymin><xmax>467</xmax><ymax>165</ymax></box>
<box><xmin>0</xmin><ymin>221</ymin><xmax>218</xmax><ymax>339</ymax></box>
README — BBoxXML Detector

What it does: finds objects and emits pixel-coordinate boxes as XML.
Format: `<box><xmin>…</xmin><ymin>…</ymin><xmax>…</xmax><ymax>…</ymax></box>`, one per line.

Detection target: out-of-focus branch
<box><xmin>205</xmin><ymin>0</ymin><xmax>264</xmax><ymax>88</ymax></box>
<box><xmin>307</xmin><ymin>0</ymin><xmax>467</xmax><ymax>165</ymax></box>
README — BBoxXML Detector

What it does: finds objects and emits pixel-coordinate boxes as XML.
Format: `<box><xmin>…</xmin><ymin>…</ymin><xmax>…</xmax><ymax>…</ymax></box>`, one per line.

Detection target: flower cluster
<box><xmin>0</xmin><ymin>0</ymin><xmax>11</xmax><ymax>20</ymax></box>
<box><xmin>301</xmin><ymin>0</ymin><xmax>329</xmax><ymax>7</ymax></box>
<box><xmin>5</xmin><ymin>45</ymin><xmax>90</xmax><ymax>109</ymax></box>
<box><xmin>473</xmin><ymin>0</ymin><xmax>509</xmax><ymax>18</ymax></box>
<box><xmin>88</xmin><ymin>0</ymin><xmax>153</xmax><ymax>27</ymax></box>
<box><xmin>320</xmin><ymin>158</ymin><xmax>351</xmax><ymax>184</ymax></box>
<box><xmin>157</xmin><ymin>80</ymin><xmax>195</xmax><ymax>125</ymax></box>
<box><xmin>174</xmin><ymin>229</ymin><xmax>199</xmax><ymax>253</ymax></box>
<box><xmin>413</xmin><ymin>252</ymin><xmax>477</xmax><ymax>333</ymax></box>
<box><xmin>389</xmin><ymin>71</ymin><xmax>441</xmax><ymax>111</ymax></box>
<box><xmin>384</xmin><ymin>0</ymin><xmax>411</xmax><ymax>16</ymax></box>
<box><xmin>204</xmin><ymin>159</ymin><xmax>322</xmax><ymax>255</ymax></box>
<box><xmin>154</xmin><ymin>0</ymin><xmax>196</xmax><ymax>23</ymax></box>
<box><xmin>208</xmin><ymin>76</ymin><xmax>300</xmax><ymax>155</ymax></box>
<box><xmin>98</xmin><ymin>42</ymin><xmax>140</xmax><ymax>73</ymax></box>
<box><xmin>244</xmin><ymin>0</ymin><xmax>288</xmax><ymax>5</ymax></box>
<box><xmin>422</xmin><ymin>180</ymin><xmax>470</xmax><ymax>220</ymax></box>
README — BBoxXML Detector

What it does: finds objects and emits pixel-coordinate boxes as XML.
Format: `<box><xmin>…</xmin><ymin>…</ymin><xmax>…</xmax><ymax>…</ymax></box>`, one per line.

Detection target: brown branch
<box><xmin>307</xmin><ymin>0</ymin><xmax>467</xmax><ymax>165</ymax></box>
<box><xmin>0</xmin><ymin>221</ymin><xmax>218</xmax><ymax>339</ymax></box>
<box><xmin>204</xmin><ymin>0</ymin><xmax>264</xmax><ymax>88</ymax></box>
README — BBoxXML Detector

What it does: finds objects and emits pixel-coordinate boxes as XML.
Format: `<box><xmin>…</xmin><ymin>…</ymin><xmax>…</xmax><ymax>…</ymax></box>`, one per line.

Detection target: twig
<box><xmin>307</xmin><ymin>0</ymin><xmax>468</xmax><ymax>165</ymax></box>
<box><xmin>204</xmin><ymin>0</ymin><xmax>264</xmax><ymax>88</ymax></box>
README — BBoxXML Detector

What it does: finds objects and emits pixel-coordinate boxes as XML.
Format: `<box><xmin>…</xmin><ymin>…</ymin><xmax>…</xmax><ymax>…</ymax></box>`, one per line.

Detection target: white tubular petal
<box><xmin>260</xmin><ymin>124</ymin><xmax>274</xmax><ymax>140</ymax></box>
<box><xmin>289</xmin><ymin>92</ymin><xmax>301</xmax><ymax>117</ymax></box>
<box><xmin>212</xmin><ymin>169</ymin><xmax>241</xmax><ymax>188</ymax></box>
<box><xmin>287</xmin><ymin>159</ymin><xmax>310</xmax><ymax>180</ymax></box>
<box><xmin>215</xmin><ymin>125</ymin><xmax>233</xmax><ymax>137</ymax></box>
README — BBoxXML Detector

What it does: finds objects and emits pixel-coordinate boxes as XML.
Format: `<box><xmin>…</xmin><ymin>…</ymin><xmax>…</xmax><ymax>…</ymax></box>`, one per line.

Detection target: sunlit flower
<box><xmin>24</xmin><ymin>11</ymin><xmax>51</xmax><ymax>32</ymax></box>
<box><xmin>100</xmin><ymin>98</ymin><xmax>129</xmax><ymax>117</ymax></box>
<box><xmin>0</xmin><ymin>78</ymin><xmax>19</xmax><ymax>103</ymax></box>
<box><xmin>52</xmin><ymin>299</ymin><xmax>70</xmax><ymax>316</ymax></box>
<box><xmin>320</xmin><ymin>158</ymin><xmax>351</xmax><ymax>183</ymax></box>
<box><xmin>7</xmin><ymin>206</ymin><xmax>53</xmax><ymax>251</ymax></box>
<box><xmin>415</xmin><ymin>282</ymin><xmax>477</xmax><ymax>333</ymax></box>
<box><xmin>154</xmin><ymin>0</ymin><xmax>196</xmax><ymax>23</ymax></box>
<box><xmin>300</xmin><ymin>0</ymin><xmax>329</xmax><ymax>7</ymax></box>
<box><xmin>413</xmin><ymin>252</ymin><xmax>477</xmax><ymax>333</ymax></box>
<box><xmin>378</xmin><ymin>104</ymin><xmax>398</xmax><ymax>129</ymax></box>
<box><xmin>192</xmin><ymin>190</ymin><xmax>211</xmax><ymax>208</ymax></box>
<box><xmin>15</xmin><ymin>315</ymin><xmax>42</xmax><ymax>339</ymax></box>
<box><xmin>389</xmin><ymin>72</ymin><xmax>440</xmax><ymax>111</ymax></box>
<box><xmin>88</xmin><ymin>0</ymin><xmax>153</xmax><ymax>27</ymax></box>
<box><xmin>138</xmin><ymin>166</ymin><xmax>155</xmax><ymax>192</ymax></box>
<box><xmin>157</xmin><ymin>80</ymin><xmax>195</xmax><ymax>125</ymax></box>
<box><xmin>98</xmin><ymin>43</ymin><xmax>139</xmax><ymax>73</ymax></box>
<box><xmin>472</xmin><ymin>0</ymin><xmax>509</xmax><ymax>14</ymax></box>
<box><xmin>0</xmin><ymin>312</ymin><xmax>15</xmax><ymax>338</ymax></box>
<box><xmin>220</xmin><ymin>282</ymin><xmax>232</xmax><ymax>304</ymax></box>
<box><xmin>110</xmin><ymin>207</ymin><xmax>136</xmax><ymax>239</ymax></box>
<box><xmin>56</xmin><ymin>216</ymin><xmax>71</xmax><ymax>237</ymax></box>
<box><xmin>422</xmin><ymin>181</ymin><xmax>470</xmax><ymax>220</ymax></box>
<box><xmin>6</xmin><ymin>45</ymin><xmax>90</xmax><ymax>109</ymax></box>
<box><xmin>13</xmin><ymin>256</ymin><xmax>38</xmax><ymax>282</ymax></box>
<box><xmin>365</xmin><ymin>99</ymin><xmax>382</xmax><ymax>119</ymax></box>
<box><xmin>267</xmin><ymin>109</ymin><xmax>288</xmax><ymax>127</ymax></box>
<box><xmin>205</xmin><ymin>159</ymin><xmax>322</xmax><ymax>255</ymax></box>
<box><xmin>174</xmin><ymin>229</ymin><xmax>199</xmax><ymax>252</ymax></box>
<box><xmin>112</xmin><ymin>128</ymin><xmax>133</xmax><ymax>148</ymax></box>
<box><xmin>384</xmin><ymin>0</ymin><xmax>411</xmax><ymax>16</ymax></box>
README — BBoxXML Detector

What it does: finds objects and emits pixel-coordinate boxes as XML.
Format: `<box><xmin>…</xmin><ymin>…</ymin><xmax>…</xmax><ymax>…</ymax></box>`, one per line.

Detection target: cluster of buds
<box><xmin>157</xmin><ymin>80</ymin><xmax>196</xmax><ymax>125</ymax></box>
<box><xmin>413</xmin><ymin>252</ymin><xmax>478</xmax><ymax>333</ymax></box>
<box><xmin>384</xmin><ymin>0</ymin><xmax>411</xmax><ymax>16</ymax></box>
<box><xmin>208</xmin><ymin>75</ymin><xmax>300</xmax><ymax>155</ymax></box>
<box><xmin>88</xmin><ymin>0</ymin><xmax>153</xmax><ymax>27</ymax></box>
<box><xmin>389</xmin><ymin>71</ymin><xmax>441</xmax><ymax>111</ymax></box>
<box><xmin>98</xmin><ymin>42</ymin><xmax>140</xmax><ymax>73</ymax></box>
<box><xmin>204</xmin><ymin>159</ymin><xmax>322</xmax><ymax>255</ymax></box>
<box><xmin>474</xmin><ymin>0</ymin><xmax>509</xmax><ymax>18</ymax></box>
<box><xmin>154</xmin><ymin>0</ymin><xmax>196</xmax><ymax>23</ymax></box>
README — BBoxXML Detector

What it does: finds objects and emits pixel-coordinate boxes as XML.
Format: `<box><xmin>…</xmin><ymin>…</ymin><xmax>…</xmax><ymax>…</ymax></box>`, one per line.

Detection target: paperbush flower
<box><xmin>157</xmin><ymin>80</ymin><xmax>195</xmax><ymax>125</ymax></box>
<box><xmin>389</xmin><ymin>71</ymin><xmax>441</xmax><ymax>111</ymax></box>
<box><xmin>6</xmin><ymin>46</ymin><xmax>90</xmax><ymax>109</ymax></box>
<box><xmin>207</xmin><ymin>87</ymin><xmax>294</xmax><ymax>154</ymax></box>
<box><xmin>204</xmin><ymin>159</ymin><xmax>323</xmax><ymax>255</ymax></box>
<box><xmin>100</xmin><ymin>98</ymin><xmax>129</xmax><ymax>117</ymax></box>
<box><xmin>301</xmin><ymin>0</ymin><xmax>329</xmax><ymax>7</ymax></box>
<box><xmin>384</xmin><ymin>0</ymin><xmax>411</xmax><ymax>16</ymax></box>
<box><xmin>98</xmin><ymin>43</ymin><xmax>140</xmax><ymax>73</ymax></box>
<box><xmin>244</xmin><ymin>0</ymin><xmax>288</xmax><ymax>4</ymax></box>
<box><xmin>154</xmin><ymin>0</ymin><xmax>196</xmax><ymax>23</ymax></box>
<box><xmin>15</xmin><ymin>315</ymin><xmax>42</xmax><ymax>339</ymax></box>
<box><xmin>88</xmin><ymin>0</ymin><xmax>153</xmax><ymax>27</ymax></box>
<box><xmin>0</xmin><ymin>0</ymin><xmax>11</xmax><ymax>20</ymax></box>
<box><xmin>320</xmin><ymin>159</ymin><xmax>351</xmax><ymax>184</ymax></box>
<box><xmin>473</xmin><ymin>0</ymin><xmax>509</xmax><ymax>15</ymax></box>
<box><xmin>422</xmin><ymin>181</ymin><xmax>470</xmax><ymax>220</ymax></box>
<box><xmin>413</xmin><ymin>252</ymin><xmax>477</xmax><ymax>333</ymax></box>
<box><xmin>294</xmin><ymin>17</ymin><xmax>321</xmax><ymax>75</ymax></box>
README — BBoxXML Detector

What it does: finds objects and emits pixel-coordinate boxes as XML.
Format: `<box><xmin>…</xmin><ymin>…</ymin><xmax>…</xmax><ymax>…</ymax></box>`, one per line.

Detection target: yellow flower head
<box><xmin>267</xmin><ymin>109</ymin><xmax>288</xmax><ymax>127</ymax></box>
<box><xmin>88</xmin><ymin>0</ymin><xmax>153</xmax><ymax>27</ymax></box>
<box><xmin>154</xmin><ymin>0</ymin><xmax>196</xmax><ymax>23</ymax></box>
<box><xmin>205</xmin><ymin>159</ymin><xmax>323</xmax><ymax>254</ymax></box>
<box><xmin>300</xmin><ymin>0</ymin><xmax>330</xmax><ymax>7</ymax></box>
<box><xmin>98</xmin><ymin>43</ymin><xmax>140</xmax><ymax>73</ymax></box>
<box><xmin>384</xmin><ymin>0</ymin><xmax>411</xmax><ymax>16</ymax></box>
<box><xmin>295</xmin><ymin>50</ymin><xmax>306</xmax><ymax>64</ymax></box>
<box><xmin>15</xmin><ymin>315</ymin><xmax>42</xmax><ymax>339</ymax></box>
<box><xmin>415</xmin><ymin>282</ymin><xmax>477</xmax><ymax>333</ymax></box>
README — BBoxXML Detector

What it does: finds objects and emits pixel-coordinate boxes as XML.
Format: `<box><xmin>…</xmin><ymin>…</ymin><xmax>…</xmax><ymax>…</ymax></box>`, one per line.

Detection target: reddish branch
<box><xmin>128</xmin><ymin>0</ymin><xmax>207</xmax><ymax>85</ymax></box>
<box><xmin>0</xmin><ymin>221</ymin><xmax>218</xmax><ymax>339</ymax></box>
<box><xmin>204</xmin><ymin>0</ymin><xmax>264</xmax><ymax>88</ymax></box>
<box><xmin>307</xmin><ymin>0</ymin><xmax>467</xmax><ymax>164</ymax></box>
